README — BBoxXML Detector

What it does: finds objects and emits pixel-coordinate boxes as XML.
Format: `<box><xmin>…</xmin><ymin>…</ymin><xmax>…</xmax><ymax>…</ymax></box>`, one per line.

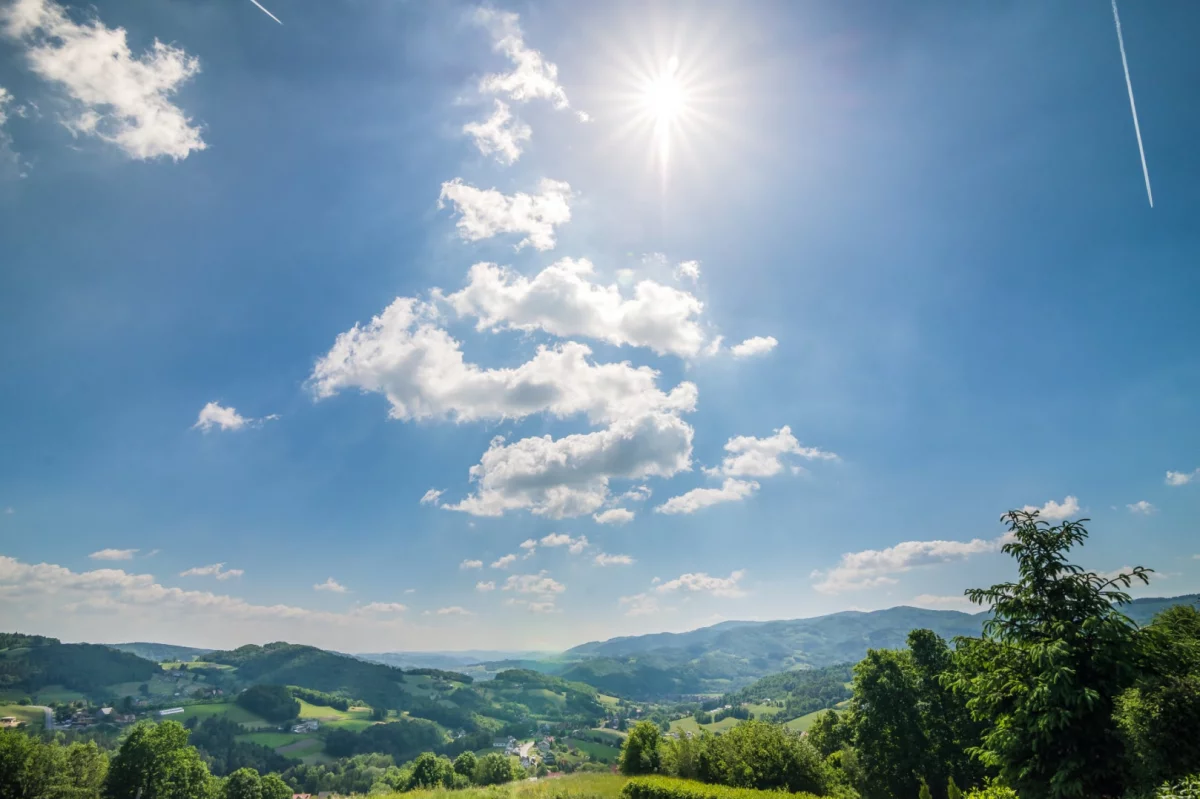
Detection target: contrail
<box><xmin>1111</xmin><ymin>0</ymin><xmax>1152</xmax><ymax>207</ymax></box>
<box><xmin>249</xmin><ymin>0</ymin><xmax>283</xmax><ymax>25</ymax></box>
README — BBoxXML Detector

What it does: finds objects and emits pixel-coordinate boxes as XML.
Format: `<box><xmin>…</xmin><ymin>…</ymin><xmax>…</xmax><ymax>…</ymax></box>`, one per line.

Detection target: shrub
<box><xmin>622</xmin><ymin>775</ymin><xmax>824</xmax><ymax>799</ymax></box>
<box><xmin>1158</xmin><ymin>776</ymin><xmax>1200</xmax><ymax>799</ymax></box>
<box><xmin>964</xmin><ymin>781</ymin><xmax>1019</xmax><ymax>799</ymax></box>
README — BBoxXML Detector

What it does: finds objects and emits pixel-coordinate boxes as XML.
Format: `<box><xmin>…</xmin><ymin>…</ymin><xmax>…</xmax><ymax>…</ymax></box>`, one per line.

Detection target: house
<box><xmin>493</xmin><ymin>738</ymin><xmax>508</xmax><ymax>748</ymax></box>
<box><xmin>291</xmin><ymin>720</ymin><xmax>319</xmax><ymax>734</ymax></box>
<box><xmin>292</xmin><ymin>794</ymin><xmax>312</xmax><ymax>799</ymax></box>
<box><xmin>99</xmin><ymin>707</ymin><xmax>113</xmax><ymax>718</ymax></box>
<box><xmin>0</xmin><ymin>717</ymin><xmax>17</xmax><ymax>728</ymax></box>
<box><xmin>158</xmin><ymin>707</ymin><xmax>184</xmax><ymax>717</ymax></box>
<box><xmin>115</xmin><ymin>714</ymin><xmax>136</xmax><ymax>724</ymax></box>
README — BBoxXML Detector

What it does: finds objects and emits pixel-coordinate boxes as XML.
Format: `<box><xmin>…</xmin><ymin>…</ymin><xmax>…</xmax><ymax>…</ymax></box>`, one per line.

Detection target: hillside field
<box><xmin>669</xmin><ymin>715</ymin><xmax>743</xmax><ymax>735</ymax></box>
<box><xmin>0</xmin><ymin>704</ymin><xmax>45</xmax><ymax>729</ymax></box>
<box><xmin>175</xmin><ymin>702</ymin><xmax>272</xmax><ymax>730</ymax></box>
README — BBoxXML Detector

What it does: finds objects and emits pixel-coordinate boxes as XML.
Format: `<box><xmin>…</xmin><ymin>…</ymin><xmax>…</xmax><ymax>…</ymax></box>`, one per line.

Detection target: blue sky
<box><xmin>1</xmin><ymin>0</ymin><xmax>1198</xmax><ymax>652</ymax></box>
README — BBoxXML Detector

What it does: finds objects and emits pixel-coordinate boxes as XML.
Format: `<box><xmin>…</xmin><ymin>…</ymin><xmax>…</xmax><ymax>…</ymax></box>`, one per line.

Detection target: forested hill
<box><xmin>107</xmin><ymin>642</ymin><xmax>213</xmax><ymax>662</ymax></box>
<box><xmin>0</xmin><ymin>632</ymin><xmax>160</xmax><ymax>694</ymax></box>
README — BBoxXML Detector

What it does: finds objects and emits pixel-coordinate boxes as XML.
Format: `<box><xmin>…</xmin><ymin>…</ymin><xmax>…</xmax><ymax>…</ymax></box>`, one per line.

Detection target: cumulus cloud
<box><xmin>2</xmin><ymin>0</ymin><xmax>205</xmax><ymax>160</ymax></box>
<box><xmin>459</xmin><ymin>559</ymin><xmax>483</xmax><ymax>570</ymax></box>
<box><xmin>439</xmin><ymin>178</ymin><xmax>571</xmax><ymax>251</ymax></box>
<box><xmin>675</xmin><ymin>260</ymin><xmax>700</xmax><ymax>282</ymax></box>
<box><xmin>619</xmin><ymin>592</ymin><xmax>660</xmax><ymax>616</ymax></box>
<box><xmin>1127</xmin><ymin>500</ymin><xmax>1156</xmax><ymax>515</ymax></box>
<box><xmin>446</xmin><ymin>413</ymin><xmax>694</xmax><ymax>518</ymax></box>
<box><xmin>655</xmin><ymin>478</ymin><xmax>759</xmax><ymax>515</ymax></box>
<box><xmin>313</xmin><ymin>577</ymin><xmax>347</xmax><ymax>593</ymax></box>
<box><xmin>593</xmin><ymin>508</ymin><xmax>634</xmax><ymax>525</ymax></box>
<box><xmin>472</xmin><ymin>7</ymin><xmax>568</xmax><ymax>109</ymax></box>
<box><xmin>432</xmin><ymin>606</ymin><xmax>472</xmax><ymax>616</ymax></box>
<box><xmin>656</xmin><ymin>569</ymin><xmax>746</xmax><ymax>598</ymax></box>
<box><xmin>503</xmin><ymin>571</ymin><xmax>565</xmax><ymax>595</ymax></box>
<box><xmin>1021</xmin><ymin>495</ymin><xmax>1080</xmax><ymax>520</ymax></box>
<box><xmin>519</xmin><ymin>538</ymin><xmax>538</xmax><ymax>550</ymax></box>
<box><xmin>463</xmin><ymin>99</ymin><xmax>530</xmax><ymax>164</ymax></box>
<box><xmin>537</xmin><ymin>533</ymin><xmax>589</xmax><ymax>554</ymax></box>
<box><xmin>89</xmin><ymin>549</ymin><xmax>137</xmax><ymax>561</ymax></box>
<box><xmin>593</xmin><ymin>553</ymin><xmax>634</xmax><ymax>566</ymax></box>
<box><xmin>707</xmin><ymin>425</ymin><xmax>837</xmax><ymax>479</ymax></box>
<box><xmin>490</xmin><ymin>554</ymin><xmax>517</xmax><ymax>569</ymax></box>
<box><xmin>621</xmin><ymin>485</ymin><xmax>652</xmax><ymax>502</ymax></box>
<box><xmin>0</xmin><ymin>87</ymin><xmax>17</xmax><ymax>172</ymax></box>
<box><xmin>420</xmin><ymin>489</ymin><xmax>444</xmax><ymax>506</ymax></box>
<box><xmin>179</xmin><ymin>563</ymin><xmax>243</xmax><ymax>581</ymax></box>
<box><xmin>310</xmin><ymin>297</ymin><xmax>697</xmax><ymax>426</ymax></box>
<box><xmin>730</xmin><ymin>336</ymin><xmax>777</xmax><ymax>357</ymax></box>
<box><xmin>910</xmin><ymin>594</ymin><xmax>975</xmax><ymax>611</ymax></box>
<box><xmin>192</xmin><ymin>402</ymin><xmax>276</xmax><ymax>433</ymax></box>
<box><xmin>1166</xmin><ymin>469</ymin><xmax>1198</xmax><ymax>487</ymax></box>
<box><xmin>812</xmin><ymin>536</ymin><xmax>1003</xmax><ymax>594</ymax></box>
<box><xmin>439</xmin><ymin>259</ymin><xmax>709</xmax><ymax>357</ymax></box>
<box><xmin>475</xmin><ymin>581</ymin><xmax>495</xmax><ymax>592</ymax></box>
<box><xmin>356</xmin><ymin>602</ymin><xmax>406</xmax><ymax>614</ymax></box>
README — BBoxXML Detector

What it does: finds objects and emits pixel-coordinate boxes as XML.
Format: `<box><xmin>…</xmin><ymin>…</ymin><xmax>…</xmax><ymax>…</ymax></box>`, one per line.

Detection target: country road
<box><xmin>34</xmin><ymin>706</ymin><xmax>52</xmax><ymax>731</ymax></box>
<box><xmin>518</xmin><ymin>741</ymin><xmax>535</xmax><ymax>759</ymax></box>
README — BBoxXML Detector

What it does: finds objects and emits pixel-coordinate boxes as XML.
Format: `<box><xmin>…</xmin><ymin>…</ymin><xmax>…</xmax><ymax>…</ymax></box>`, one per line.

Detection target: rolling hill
<box><xmin>0</xmin><ymin>633</ymin><xmax>160</xmax><ymax>696</ymax></box>
<box><xmin>107</xmin><ymin>642</ymin><xmax>214</xmax><ymax>662</ymax></box>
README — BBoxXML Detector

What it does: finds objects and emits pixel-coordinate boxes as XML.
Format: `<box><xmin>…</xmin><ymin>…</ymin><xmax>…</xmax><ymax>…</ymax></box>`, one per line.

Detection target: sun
<box><xmin>643</xmin><ymin>56</ymin><xmax>686</xmax><ymax>125</ymax></box>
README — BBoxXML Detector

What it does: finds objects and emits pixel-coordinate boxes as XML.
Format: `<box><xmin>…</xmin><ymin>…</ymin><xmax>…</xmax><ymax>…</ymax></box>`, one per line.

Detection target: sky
<box><xmin>0</xmin><ymin>0</ymin><xmax>1198</xmax><ymax>653</ymax></box>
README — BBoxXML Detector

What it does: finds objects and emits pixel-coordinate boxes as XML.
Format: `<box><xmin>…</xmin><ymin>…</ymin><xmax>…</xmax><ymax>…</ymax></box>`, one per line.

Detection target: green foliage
<box><xmin>620</xmin><ymin>721</ymin><xmax>663</xmax><ymax>776</ymax></box>
<box><xmin>407</xmin><ymin>752</ymin><xmax>457</xmax><ymax>790</ymax></box>
<box><xmin>728</xmin><ymin>664</ymin><xmax>854</xmax><ymax>722</ymax></box>
<box><xmin>689</xmin><ymin>720</ymin><xmax>835</xmax><ymax>795</ymax></box>
<box><xmin>223</xmin><ymin>767</ymin><xmax>263</xmax><ymax>799</ymax></box>
<box><xmin>1156</xmin><ymin>776</ymin><xmax>1200</xmax><ymax>799</ymax></box>
<box><xmin>951</xmin><ymin>511</ymin><xmax>1150</xmax><ymax>799</ymax></box>
<box><xmin>808</xmin><ymin>711</ymin><xmax>851</xmax><ymax>760</ymax></box>
<box><xmin>322</xmin><ymin>717</ymin><xmax>444</xmax><ymax>762</ymax></box>
<box><xmin>104</xmin><ymin>721</ymin><xmax>215</xmax><ymax>799</ymax></box>
<box><xmin>848</xmin><ymin>647</ymin><xmax>929</xmax><ymax>799</ymax></box>
<box><xmin>0</xmin><ymin>729</ymin><xmax>108</xmax><ymax>799</ymax></box>
<box><xmin>474</xmin><ymin>752</ymin><xmax>518</xmax><ymax>786</ymax></box>
<box><xmin>947</xmin><ymin>777</ymin><xmax>964</xmax><ymax>799</ymax></box>
<box><xmin>0</xmin><ymin>637</ymin><xmax>159</xmax><ymax>696</ymax></box>
<box><xmin>621</xmin><ymin>775</ymin><xmax>826</xmax><ymax>799</ymax></box>
<box><xmin>188</xmin><ymin>716</ymin><xmax>290</xmax><ymax>777</ymax></box>
<box><xmin>963</xmin><ymin>781</ymin><xmax>1018</xmax><ymax>799</ymax></box>
<box><xmin>259</xmin><ymin>773</ymin><xmax>291</xmax><ymax>799</ymax></box>
<box><xmin>287</xmin><ymin>685</ymin><xmax>351</xmax><ymax>711</ymax></box>
<box><xmin>453</xmin><ymin>750</ymin><xmax>478</xmax><ymax>778</ymax></box>
<box><xmin>920</xmin><ymin>780</ymin><xmax>933</xmax><ymax>799</ymax></box>
<box><xmin>236</xmin><ymin>685</ymin><xmax>300</xmax><ymax>724</ymax></box>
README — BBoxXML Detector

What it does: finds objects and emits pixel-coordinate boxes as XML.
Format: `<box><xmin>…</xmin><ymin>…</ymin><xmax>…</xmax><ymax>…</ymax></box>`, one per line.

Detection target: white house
<box><xmin>158</xmin><ymin>708</ymin><xmax>184</xmax><ymax>717</ymax></box>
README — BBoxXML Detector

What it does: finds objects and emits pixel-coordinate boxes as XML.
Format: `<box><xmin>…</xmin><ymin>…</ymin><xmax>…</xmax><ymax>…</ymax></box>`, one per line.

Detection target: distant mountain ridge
<box><xmin>107</xmin><ymin>642</ymin><xmax>214</xmax><ymax>662</ymax></box>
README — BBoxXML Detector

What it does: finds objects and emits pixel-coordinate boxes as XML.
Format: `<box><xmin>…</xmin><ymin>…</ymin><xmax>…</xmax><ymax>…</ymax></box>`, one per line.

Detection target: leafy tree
<box><xmin>235</xmin><ymin>685</ymin><xmax>299</xmax><ymax>724</ymax></box>
<box><xmin>104</xmin><ymin>721</ymin><xmax>215</xmax><ymax>799</ymax></box>
<box><xmin>453</xmin><ymin>750</ymin><xmax>478</xmax><ymax>778</ymax></box>
<box><xmin>947</xmin><ymin>777</ymin><xmax>965</xmax><ymax>799</ymax></box>
<box><xmin>473</xmin><ymin>752</ymin><xmax>516</xmax><ymax>786</ymax></box>
<box><xmin>850</xmin><ymin>647</ymin><xmax>928</xmax><ymax>799</ymax></box>
<box><xmin>920</xmin><ymin>780</ymin><xmax>933</xmax><ymax>799</ymax></box>
<box><xmin>0</xmin><ymin>729</ymin><xmax>60</xmax><ymax>799</ymax></box>
<box><xmin>808</xmin><ymin>710</ymin><xmax>851</xmax><ymax>759</ymax></box>
<box><xmin>706</xmin><ymin>720</ymin><xmax>833</xmax><ymax>795</ymax></box>
<box><xmin>620</xmin><ymin>721</ymin><xmax>663</xmax><ymax>775</ymax></box>
<box><xmin>223</xmin><ymin>768</ymin><xmax>262</xmax><ymax>799</ymax></box>
<box><xmin>260</xmin><ymin>774</ymin><xmax>291</xmax><ymax>799</ymax></box>
<box><xmin>908</xmin><ymin>629</ymin><xmax>987</xmax><ymax>796</ymax></box>
<box><xmin>951</xmin><ymin>510</ymin><xmax>1151</xmax><ymax>799</ymax></box>
<box><xmin>60</xmin><ymin>741</ymin><xmax>108</xmax><ymax>797</ymax></box>
<box><xmin>407</xmin><ymin>752</ymin><xmax>456</xmax><ymax>789</ymax></box>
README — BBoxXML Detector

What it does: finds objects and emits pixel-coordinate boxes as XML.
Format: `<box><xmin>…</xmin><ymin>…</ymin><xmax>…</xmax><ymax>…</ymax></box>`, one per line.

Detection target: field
<box><xmin>0</xmin><ymin>704</ymin><xmax>45</xmax><ymax>729</ymax></box>
<box><xmin>588</xmin><ymin>728</ymin><xmax>626</xmax><ymax>743</ymax></box>
<box><xmin>668</xmin><ymin>715</ymin><xmax>743</xmax><ymax>735</ymax></box>
<box><xmin>597</xmin><ymin>694</ymin><xmax>621</xmax><ymax>708</ymax></box>
<box><xmin>565</xmin><ymin>737</ymin><xmax>621</xmax><ymax>763</ymax></box>
<box><xmin>784</xmin><ymin>708</ymin><xmax>836</xmax><ymax>732</ymax></box>
<box><xmin>296</xmin><ymin>698</ymin><xmax>375</xmax><ymax>730</ymax></box>
<box><xmin>175</xmin><ymin>702</ymin><xmax>273</xmax><ymax>730</ymax></box>
<box><xmin>392</xmin><ymin>773</ymin><xmax>627</xmax><ymax>799</ymax></box>
<box><xmin>237</xmin><ymin>731</ymin><xmax>299</xmax><ymax>748</ymax></box>
<box><xmin>29</xmin><ymin>685</ymin><xmax>87</xmax><ymax>703</ymax></box>
<box><xmin>744</xmin><ymin>704</ymin><xmax>782</xmax><ymax>718</ymax></box>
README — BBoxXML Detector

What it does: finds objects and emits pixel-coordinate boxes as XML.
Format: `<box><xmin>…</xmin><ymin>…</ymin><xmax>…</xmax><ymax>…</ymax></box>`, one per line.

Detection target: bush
<box><xmin>1158</xmin><ymin>776</ymin><xmax>1200</xmax><ymax>799</ymax></box>
<box><xmin>475</xmin><ymin>751</ymin><xmax>518</xmax><ymax>786</ymax></box>
<box><xmin>964</xmin><ymin>782</ymin><xmax>1019</xmax><ymax>799</ymax></box>
<box><xmin>622</xmin><ymin>776</ymin><xmax>824</xmax><ymax>799</ymax></box>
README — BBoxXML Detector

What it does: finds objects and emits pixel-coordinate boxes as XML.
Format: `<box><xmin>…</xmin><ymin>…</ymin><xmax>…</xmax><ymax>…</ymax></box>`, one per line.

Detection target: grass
<box><xmin>597</xmin><ymin>694</ymin><xmax>621</xmax><ymax>707</ymax></box>
<box><xmin>31</xmin><ymin>685</ymin><xmax>87</xmax><ymax>703</ymax></box>
<box><xmin>176</xmin><ymin>702</ymin><xmax>273</xmax><ymax>730</ymax></box>
<box><xmin>564</xmin><ymin>737</ymin><xmax>621</xmax><ymax>763</ymax></box>
<box><xmin>385</xmin><ymin>773</ymin><xmax>627</xmax><ymax>799</ymax></box>
<box><xmin>743</xmin><ymin>704</ymin><xmax>782</xmax><ymax>718</ymax></box>
<box><xmin>237</xmin><ymin>731</ymin><xmax>301</xmax><ymax>748</ymax></box>
<box><xmin>783</xmin><ymin>708</ymin><xmax>835</xmax><ymax>733</ymax></box>
<box><xmin>588</xmin><ymin>728</ymin><xmax>627</xmax><ymax>743</ymax></box>
<box><xmin>0</xmin><ymin>704</ymin><xmax>46</xmax><ymax>729</ymax></box>
<box><xmin>668</xmin><ymin>716</ymin><xmax>742</xmax><ymax>735</ymax></box>
<box><xmin>295</xmin><ymin>698</ymin><xmax>375</xmax><ymax>730</ymax></box>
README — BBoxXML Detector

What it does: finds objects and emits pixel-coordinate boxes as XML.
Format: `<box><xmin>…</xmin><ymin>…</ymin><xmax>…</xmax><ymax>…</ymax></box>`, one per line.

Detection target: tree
<box><xmin>620</xmin><ymin>721</ymin><xmax>662</xmax><ymax>775</ymax></box>
<box><xmin>808</xmin><ymin>710</ymin><xmax>851</xmax><ymax>759</ymax></box>
<box><xmin>260</xmin><ymin>774</ymin><xmax>292</xmax><ymax>799</ymax></box>
<box><xmin>407</xmin><ymin>752</ymin><xmax>455</xmax><ymax>789</ymax></box>
<box><xmin>452</xmin><ymin>750</ymin><xmax>478</xmax><ymax>779</ymax></box>
<box><xmin>951</xmin><ymin>510</ymin><xmax>1151</xmax><ymax>799</ymax></box>
<box><xmin>223</xmin><ymin>768</ymin><xmax>263</xmax><ymax>799</ymax></box>
<box><xmin>908</xmin><ymin>629</ymin><xmax>987</xmax><ymax>796</ymax></box>
<box><xmin>0</xmin><ymin>729</ymin><xmax>59</xmax><ymax>799</ymax></box>
<box><xmin>850</xmin><ymin>647</ymin><xmax>928</xmax><ymax>799</ymax></box>
<box><xmin>704</xmin><ymin>720</ymin><xmax>833</xmax><ymax>795</ymax></box>
<box><xmin>474</xmin><ymin>752</ymin><xmax>516</xmax><ymax>786</ymax></box>
<box><xmin>235</xmin><ymin>685</ymin><xmax>299</xmax><ymax>724</ymax></box>
<box><xmin>919</xmin><ymin>780</ymin><xmax>933</xmax><ymax>799</ymax></box>
<box><xmin>104</xmin><ymin>720</ymin><xmax>215</xmax><ymax>799</ymax></box>
<box><xmin>60</xmin><ymin>741</ymin><xmax>108</xmax><ymax>798</ymax></box>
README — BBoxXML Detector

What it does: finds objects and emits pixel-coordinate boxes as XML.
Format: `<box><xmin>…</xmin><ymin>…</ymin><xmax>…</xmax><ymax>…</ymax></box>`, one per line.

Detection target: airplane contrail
<box><xmin>249</xmin><ymin>0</ymin><xmax>283</xmax><ymax>25</ymax></box>
<box><xmin>1111</xmin><ymin>0</ymin><xmax>1152</xmax><ymax>207</ymax></box>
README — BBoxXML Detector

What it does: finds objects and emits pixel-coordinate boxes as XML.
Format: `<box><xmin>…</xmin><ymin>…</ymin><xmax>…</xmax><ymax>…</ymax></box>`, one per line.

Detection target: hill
<box><xmin>0</xmin><ymin>632</ymin><xmax>160</xmax><ymax>697</ymax></box>
<box><xmin>107</xmin><ymin>642</ymin><xmax>213</xmax><ymax>662</ymax></box>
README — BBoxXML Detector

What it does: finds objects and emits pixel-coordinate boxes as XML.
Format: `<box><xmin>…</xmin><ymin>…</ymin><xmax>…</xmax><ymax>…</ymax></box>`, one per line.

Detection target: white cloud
<box><xmin>313</xmin><ymin>577</ymin><xmax>347</xmax><ymax>593</ymax></box>
<box><xmin>655</xmin><ymin>478</ymin><xmax>759</xmax><ymax>515</ymax></box>
<box><xmin>404</xmin><ymin>588</ymin><xmax>417</xmax><ymax>594</ymax></box>
<box><xmin>620</xmin><ymin>485</ymin><xmax>652</xmax><ymax>503</ymax></box>
<box><xmin>463</xmin><ymin>99</ymin><xmax>530</xmax><ymax>164</ymax></box>
<box><xmin>192</xmin><ymin>402</ymin><xmax>277</xmax><ymax>433</ymax></box>
<box><xmin>446</xmin><ymin>412</ymin><xmax>694</xmax><ymax>518</ymax></box>
<box><xmin>812</xmin><ymin>536</ymin><xmax>1003</xmax><ymax>594</ymax></box>
<box><xmin>707</xmin><ymin>425</ymin><xmax>837</xmax><ymax>479</ymax></box>
<box><xmin>439</xmin><ymin>178</ymin><xmax>571</xmax><ymax>251</ymax></box>
<box><xmin>1021</xmin><ymin>495</ymin><xmax>1080</xmax><ymax>521</ymax></box>
<box><xmin>1166</xmin><ymin>469</ymin><xmax>1198</xmax><ymax>486</ymax></box>
<box><xmin>593</xmin><ymin>553</ymin><xmax>634</xmax><ymax>566</ymax></box>
<box><xmin>439</xmin><ymin>259</ymin><xmax>708</xmax><ymax>357</ymax></box>
<box><xmin>356</xmin><ymin>602</ymin><xmax>406</xmax><ymax>614</ymax></box>
<box><xmin>179</xmin><ymin>563</ymin><xmax>243</xmax><ymax>581</ymax></box>
<box><xmin>675</xmin><ymin>260</ymin><xmax>700</xmax><ymax>282</ymax></box>
<box><xmin>519</xmin><ymin>538</ymin><xmax>538</xmax><ymax>550</ymax></box>
<box><xmin>593</xmin><ymin>508</ymin><xmax>634</xmax><ymax>525</ymax></box>
<box><xmin>2</xmin><ymin>0</ymin><xmax>205</xmax><ymax>160</ymax></box>
<box><xmin>538</xmin><ymin>533</ymin><xmax>589</xmax><ymax>554</ymax></box>
<box><xmin>730</xmin><ymin>336</ymin><xmax>778</xmax><ymax>357</ymax></box>
<box><xmin>473</xmin><ymin>7</ymin><xmax>568</xmax><ymax>109</ymax></box>
<box><xmin>420</xmin><ymin>489</ymin><xmax>444</xmax><ymax>506</ymax></box>
<box><xmin>310</xmin><ymin>297</ymin><xmax>697</xmax><ymax>426</ymax></box>
<box><xmin>910</xmin><ymin>594</ymin><xmax>975</xmax><ymax>611</ymax></box>
<box><xmin>619</xmin><ymin>592</ymin><xmax>660</xmax><ymax>616</ymax></box>
<box><xmin>3</xmin><ymin>507</ymin><xmax>12</xmax><ymax>515</ymax></box>
<box><xmin>1127</xmin><ymin>500</ymin><xmax>1156</xmax><ymax>515</ymax></box>
<box><xmin>656</xmin><ymin>569</ymin><xmax>747</xmax><ymax>598</ymax></box>
<box><xmin>0</xmin><ymin>86</ymin><xmax>17</xmax><ymax>172</ymax></box>
<box><xmin>503</xmin><ymin>571</ymin><xmax>565</xmax><ymax>595</ymax></box>
<box><xmin>576</xmin><ymin>110</ymin><xmax>590</xmax><ymax>122</ymax></box>
<box><xmin>475</xmin><ymin>581</ymin><xmax>495</xmax><ymax>592</ymax></box>
<box><xmin>459</xmin><ymin>559</ymin><xmax>483</xmax><ymax>570</ymax></box>
<box><xmin>433</xmin><ymin>606</ymin><xmax>472</xmax><ymax>616</ymax></box>
<box><xmin>89</xmin><ymin>548</ymin><xmax>137</xmax><ymax>561</ymax></box>
<box><xmin>491</xmin><ymin>553</ymin><xmax>517</xmax><ymax>569</ymax></box>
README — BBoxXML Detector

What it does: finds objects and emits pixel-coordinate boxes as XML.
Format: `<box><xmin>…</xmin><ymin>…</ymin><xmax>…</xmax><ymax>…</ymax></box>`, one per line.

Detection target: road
<box><xmin>518</xmin><ymin>741</ymin><xmax>535</xmax><ymax>759</ymax></box>
<box><xmin>34</xmin><ymin>706</ymin><xmax>53</xmax><ymax>731</ymax></box>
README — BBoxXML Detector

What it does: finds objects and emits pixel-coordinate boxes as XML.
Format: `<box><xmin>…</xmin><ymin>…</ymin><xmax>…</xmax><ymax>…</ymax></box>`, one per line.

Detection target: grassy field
<box><xmin>597</xmin><ymin>694</ymin><xmax>621</xmax><ymax>708</ymax></box>
<box><xmin>175</xmin><ymin>702</ymin><xmax>273</xmax><ymax>730</ymax></box>
<box><xmin>669</xmin><ymin>715</ymin><xmax>743</xmax><ymax>735</ymax></box>
<box><xmin>565</xmin><ymin>737</ymin><xmax>621</xmax><ymax>763</ymax></box>
<box><xmin>237</xmin><ymin>731</ymin><xmax>300</xmax><ymax>748</ymax></box>
<box><xmin>296</xmin><ymin>698</ymin><xmax>375</xmax><ymax>730</ymax></box>
<box><xmin>783</xmin><ymin>708</ymin><xmax>835</xmax><ymax>733</ymax></box>
<box><xmin>30</xmin><ymin>685</ymin><xmax>87</xmax><ymax>703</ymax></box>
<box><xmin>392</xmin><ymin>773</ymin><xmax>626</xmax><ymax>799</ymax></box>
<box><xmin>0</xmin><ymin>704</ymin><xmax>45</xmax><ymax>729</ymax></box>
<box><xmin>588</xmin><ymin>728</ymin><xmax>626</xmax><ymax>743</ymax></box>
<box><xmin>744</xmin><ymin>704</ymin><xmax>782</xmax><ymax>718</ymax></box>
